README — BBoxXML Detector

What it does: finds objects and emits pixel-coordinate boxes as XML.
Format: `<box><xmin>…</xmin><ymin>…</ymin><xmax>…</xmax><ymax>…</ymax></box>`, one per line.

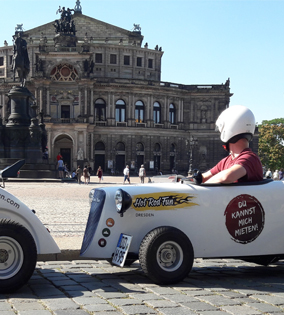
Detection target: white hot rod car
<box><xmin>0</xmin><ymin>160</ymin><xmax>60</xmax><ymax>293</ymax></box>
<box><xmin>81</xmin><ymin>176</ymin><xmax>284</xmax><ymax>284</ymax></box>
<box><xmin>1</xmin><ymin>160</ymin><xmax>284</xmax><ymax>292</ymax></box>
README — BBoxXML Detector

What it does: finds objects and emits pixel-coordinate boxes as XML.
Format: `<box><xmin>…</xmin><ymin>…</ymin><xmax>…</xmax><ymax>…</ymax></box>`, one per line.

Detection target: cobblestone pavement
<box><xmin>2</xmin><ymin>179</ymin><xmax>284</xmax><ymax>314</ymax></box>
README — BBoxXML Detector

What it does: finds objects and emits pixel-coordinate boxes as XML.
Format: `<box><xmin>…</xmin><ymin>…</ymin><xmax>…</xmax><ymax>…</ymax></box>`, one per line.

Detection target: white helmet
<box><xmin>215</xmin><ymin>105</ymin><xmax>255</xmax><ymax>144</ymax></box>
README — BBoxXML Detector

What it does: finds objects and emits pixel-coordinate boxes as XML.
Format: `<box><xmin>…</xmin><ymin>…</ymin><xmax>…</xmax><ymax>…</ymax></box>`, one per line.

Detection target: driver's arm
<box><xmin>205</xmin><ymin>164</ymin><xmax>246</xmax><ymax>184</ymax></box>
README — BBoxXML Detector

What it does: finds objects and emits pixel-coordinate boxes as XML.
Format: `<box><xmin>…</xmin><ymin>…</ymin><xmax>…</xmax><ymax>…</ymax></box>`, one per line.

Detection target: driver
<box><xmin>195</xmin><ymin>105</ymin><xmax>263</xmax><ymax>184</ymax></box>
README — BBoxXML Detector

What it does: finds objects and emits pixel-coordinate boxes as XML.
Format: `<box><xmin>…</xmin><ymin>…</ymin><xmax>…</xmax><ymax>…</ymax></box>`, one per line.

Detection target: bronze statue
<box><xmin>54</xmin><ymin>6</ymin><xmax>76</xmax><ymax>35</ymax></box>
<box><xmin>11</xmin><ymin>32</ymin><xmax>30</xmax><ymax>87</ymax></box>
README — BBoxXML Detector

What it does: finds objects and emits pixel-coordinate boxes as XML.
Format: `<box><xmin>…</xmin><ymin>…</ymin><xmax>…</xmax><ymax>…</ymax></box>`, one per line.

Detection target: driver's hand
<box><xmin>192</xmin><ymin>169</ymin><xmax>203</xmax><ymax>185</ymax></box>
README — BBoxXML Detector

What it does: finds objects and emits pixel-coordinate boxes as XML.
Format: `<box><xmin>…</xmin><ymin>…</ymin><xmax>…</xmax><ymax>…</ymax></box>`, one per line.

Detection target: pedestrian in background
<box><xmin>97</xmin><ymin>166</ymin><xmax>103</xmax><ymax>183</ymax></box>
<box><xmin>76</xmin><ymin>165</ymin><xmax>83</xmax><ymax>184</ymax></box>
<box><xmin>273</xmin><ymin>170</ymin><xmax>280</xmax><ymax>180</ymax></box>
<box><xmin>279</xmin><ymin>168</ymin><xmax>283</xmax><ymax>180</ymax></box>
<box><xmin>265</xmin><ymin>168</ymin><xmax>272</xmax><ymax>179</ymax></box>
<box><xmin>123</xmin><ymin>165</ymin><xmax>130</xmax><ymax>184</ymax></box>
<box><xmin>83</xmin><ymin>165</ymin><xmax>90</xmax><ymax>184</ymax></box>
<box><xmin>57</xmin><ymin>157</ymin><xmax>64</xmax><ymax>179</ymax></box>
<box><xmin>139</xmin><ymin>164</ymin><xmax>146</xmax><ymax>183</ymax></box>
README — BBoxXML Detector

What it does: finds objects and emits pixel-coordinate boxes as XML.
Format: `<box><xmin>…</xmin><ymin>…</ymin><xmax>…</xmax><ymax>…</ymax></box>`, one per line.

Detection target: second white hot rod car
<box><xmin>0</xmin><ymin>160</ymin><xmax>60</xmax><ymax>293</ymax></box>
<box><xmin>81</xmin><ymin>178</ymin><xmax>284</xmax><ymax>284</ymax></box>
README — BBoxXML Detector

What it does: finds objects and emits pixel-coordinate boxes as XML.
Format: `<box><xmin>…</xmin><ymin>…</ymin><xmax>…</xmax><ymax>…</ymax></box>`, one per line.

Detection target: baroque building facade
<box><xmin>0</xmin><ymin>2</ymin><xmax>234</xmax><ymax>175</ymax></box>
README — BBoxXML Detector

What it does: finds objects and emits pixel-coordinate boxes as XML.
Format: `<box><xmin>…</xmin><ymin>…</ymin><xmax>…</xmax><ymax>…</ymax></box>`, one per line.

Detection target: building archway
<box><xmin>53</xmin><ymin>134</ymin><xmax>74</xmax><ymax>170</ymax></box>
<box><xmin>94</xmin><ymin>141</ymin><xmax>105</xmax><ymax>173</ymax></box>
<box><xmin>115</xmin><ymin>142</ymin><xmax>125</xmax><ymax>174</ymax></box>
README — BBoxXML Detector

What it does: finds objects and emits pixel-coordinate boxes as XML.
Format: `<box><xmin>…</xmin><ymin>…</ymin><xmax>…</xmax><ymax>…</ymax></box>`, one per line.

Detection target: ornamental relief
<box><xmin>50</xmin><ymin>63</ymin><xmax>79</xmax><ymax>81</ymax></box>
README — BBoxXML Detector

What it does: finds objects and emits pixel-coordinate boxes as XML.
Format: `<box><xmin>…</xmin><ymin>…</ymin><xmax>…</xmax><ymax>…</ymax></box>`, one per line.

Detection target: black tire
<box><xmin>0</xmin><ymin>219</ymin><xmax>37</xmax><ymax>293</ymax></box>
<box><xmin>139</xmin><ymin>226</ymin><xmax>194</xmax><ymax>284</ymax></box>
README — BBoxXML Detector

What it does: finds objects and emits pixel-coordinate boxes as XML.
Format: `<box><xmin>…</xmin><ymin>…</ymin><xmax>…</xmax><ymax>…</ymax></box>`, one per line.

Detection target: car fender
<box><xmin>0</xmin><ymin>188</ymin><xmax>60</xmax><ymax>254</ymax></box>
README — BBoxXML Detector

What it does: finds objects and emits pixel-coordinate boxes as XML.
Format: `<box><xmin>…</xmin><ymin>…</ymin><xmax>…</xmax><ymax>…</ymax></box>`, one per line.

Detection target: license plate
<box><xmin>112</xmin><ymin>233</ymin><xmax>132</xmax><ymax>267</ymax></box>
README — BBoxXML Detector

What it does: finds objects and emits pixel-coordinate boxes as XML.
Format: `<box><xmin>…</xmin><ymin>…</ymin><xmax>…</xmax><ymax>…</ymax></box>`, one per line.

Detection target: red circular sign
<box><xmin>98</xmin><ymin>238</ymin><xmax>107</xmax><ymax>247</ymax></box>
<box><xmin>224</xmin><ymin>194</ymin><xmax>265</xmax><ymax>244</ymax></box>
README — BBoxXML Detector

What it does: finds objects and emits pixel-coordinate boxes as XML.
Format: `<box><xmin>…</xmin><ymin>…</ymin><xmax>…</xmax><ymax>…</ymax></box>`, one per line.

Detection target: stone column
<box><xmin>46</xmin><ymin>88</ymin><xmax>50</xmax><ymax>115</ymax></box>
<box><xmin>84</xmin><ymin>87</ymin><xmax>88</xmax><ymax>115</ymax></box>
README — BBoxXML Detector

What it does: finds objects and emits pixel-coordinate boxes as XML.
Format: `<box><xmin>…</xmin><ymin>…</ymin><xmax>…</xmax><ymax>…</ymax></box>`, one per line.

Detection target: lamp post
<box><xmin>174</xmin><ymin>149</ymin><xmax>177</xmax><ymax>172</ymax></box>
<box><xmin>188</xmin><ymin>136</ymin><xmax>198</xmax><ymax>175</ymax></box>
<box><xmin>135</xmin><ymin>146</ymin><xmax>141</xmax><ymax>174</ymax></box>
<box><xmin>153</xmin><ymin>149</ymin><xmax>159</xmax><ymax>174</ymax></box>
<box><xmin>112</xmin><ymin>148</ymin><xmax>116</xmax><ymax>175</ymax></box>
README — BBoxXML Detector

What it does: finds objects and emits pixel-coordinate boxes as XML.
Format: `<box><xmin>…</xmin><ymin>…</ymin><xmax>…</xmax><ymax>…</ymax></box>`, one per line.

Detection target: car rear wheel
<box><xmin>139</xmin><ymin>226</ymin><xmax>194</xmax><ymax>284</ymax></box>
<box><xmin>0</xmin><ymin>220</ymin><xmax>37</xmax><ymax>293</ymax></box>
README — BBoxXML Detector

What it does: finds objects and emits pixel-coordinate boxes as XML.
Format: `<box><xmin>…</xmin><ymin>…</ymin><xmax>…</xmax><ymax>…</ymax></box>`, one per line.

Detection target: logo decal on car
<box><xmin>224</xmin><ymin>194</ymin><xmax>265</xmax><ymax>244</ymax></box>
<box><xmin>132</xmin><ymin>192</ymin><xmax>198</xmax><ymax>211</ymax></box>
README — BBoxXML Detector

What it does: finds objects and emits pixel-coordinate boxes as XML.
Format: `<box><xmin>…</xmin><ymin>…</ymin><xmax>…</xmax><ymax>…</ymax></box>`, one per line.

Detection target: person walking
<box><xmin>279</xmin><ymin>168</ymin><xmax>283</xmax><ymax>180</ymax></box>
<box><xmin>76</xmin><ymin>165</ymin><xmax>83</xmax><ymax>184</ymax></box>
<box><xmin>57</xmin><ymin>157</ymin><xmax>64</xmax><ymax>179</ymax></box>
<box><xmin>123</xmin><ymin>165</ymin><xmax>130</xmax><ymax>184</ymax></box>
<box><xmin>64</xmin><ymin>164</ymin><xmax>70</xmax><ymax>178</ymax></box>
<box><xmin>273</xmin><ymin>170</ymin><xmax>280</xmax><ymax>180</ymax></box>
<box><xmin>139</xmin><ymin>164</ymin><xmax>146</xmax><ymax>183</ymax></box>
<box><xmin>83</xmin><ymin>165</ymin><xmax>90</xmax><ymax>184</ymax></box>
<box><xmin>96</xmin><ymin>166</ymin><xmax>103</xmax><ymax>183</ymax></box>
<box><xmin>265</xmin><ymin>168</ymin><xmax>272</xmax><ymax>179</ymax></box>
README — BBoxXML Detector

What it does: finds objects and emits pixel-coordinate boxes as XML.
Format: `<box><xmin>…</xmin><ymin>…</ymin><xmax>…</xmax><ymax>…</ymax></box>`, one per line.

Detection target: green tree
<box><xmin>258</xmin><ymin>118</ymin><xmax>284</xmax><ymax>171</ymax></box>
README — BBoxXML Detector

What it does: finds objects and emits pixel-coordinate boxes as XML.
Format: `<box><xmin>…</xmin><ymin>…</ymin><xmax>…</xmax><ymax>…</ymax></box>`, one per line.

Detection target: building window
<box><xmin>95</xmin><ymin>141</ymin><xmax>105</xmax><ymax>150</ymax></box>
<box><xmin>154</xmin><ymin>102</ymin><xmax>161</xmax><ymax>124</ymax></box>
<box><xmin>95</xmin><ymin>98</ymin><xmax>106</xmax><ymax>121</ymax></box>
<box><xmin>61</xmin><ymin>105</ymin><xmax>70</xmax><ymax>119</ymax></box>
<box><xmin>117</xmin><ymin>142</ymin><xmax>125</xmax><ymax>151</ymax></box>
<box><xmin>137</xmin><ymin>57</ymin><xmax>142</xmax><ymax>67</ymax></box>
<box><xmin>116</xmin><ymin>99</ymin><xmax>126</xmax><ymax>122</ymax></box>
<box><xmin>95</xmin><ymin>53</ymin><xmax>103</xmax><ymax>63</ymax></box>
<box><xmin>169</xmin><ymin>103</ymin><xmax>175</xmax><ymax>124</ymax></box>
<box><xmin>124</xmin><ymin>55</ymin><xmax>130</xmax><ymax>65</ymax></box>
<box><xmin>0</xmin><ymin>57</ymin><xmax>3</xmax><ymax>66</ymax></box>
<box><xmin>110</xmin><ymin>54</ymin><xmax>117</xmax><ymax>64</ymax></box>
<box><xmin>135</xmin><ymin>101</ymin><xmax>144</xmax><ymax>123</ymax></box>
<box><xmin>148</xmin><ymin>58</ymin><xmax>153</xmax><ymax>68</ymax></box>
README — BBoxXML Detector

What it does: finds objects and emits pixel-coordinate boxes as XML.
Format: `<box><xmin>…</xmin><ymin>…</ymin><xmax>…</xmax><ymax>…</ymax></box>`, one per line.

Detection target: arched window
<box><xmin>135</xmin><ymin>101</ymin><xmax>144</xmax><ymax>123</ymax></box>
<box><xmin>95</xmin><ymin>98</ymin><xmax>106</xmax><ymax>121</ymax></box>
<box><xmin>154</xmin><ymin>102</ymin><xmax>161</xmax><ymax>124</ymax></box>
<box><xmin>169</xmin><ymin>103</ymin><xmax>176</xmax><ymax>124</ymax></box>
<box><xmin>116</xmin><ymin>99</ymin><xmax>126</xmax><ymax>122</ymax></box>
<box><xmin>95</xmin><ymin>141</ymin><xmax>105</xmax><ymax>150</ymax></box>
<box><xmin>116</xmin><ymin>142</ymin><xmax>125</xmax><ymax>151</ymax></box>
<box><xmin>136</xmin><ymin>142</ymin><xmax>144</xmax><ymax>151</ymax></box>
<box><xmin>50</xmin><ymin>64</ymin><xmax>79</xmax><ymax>81</ymax></box>
<box><xmin>154</xmin><ymin>143</ymin><xmax>161</xmax><ymax>152</ymax></box>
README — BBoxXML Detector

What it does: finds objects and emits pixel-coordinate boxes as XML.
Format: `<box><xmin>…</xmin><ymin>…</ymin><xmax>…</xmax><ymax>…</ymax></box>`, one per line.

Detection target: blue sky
<box><xmin>0</xmin><ymin>0</ymin><xmax>283</xmax><ymax>124</ymax></box>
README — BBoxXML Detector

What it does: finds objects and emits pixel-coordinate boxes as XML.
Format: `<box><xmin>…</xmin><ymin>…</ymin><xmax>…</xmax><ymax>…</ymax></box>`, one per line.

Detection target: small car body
<box><xmin>81</xmin><ymin>178</ymin><xmax>284</xmax><ymax>284</ymax></box>
<box><xmin>0</xmin><ymin>160</ymin><xmax>60</xmax><ymax>293</ymax></box>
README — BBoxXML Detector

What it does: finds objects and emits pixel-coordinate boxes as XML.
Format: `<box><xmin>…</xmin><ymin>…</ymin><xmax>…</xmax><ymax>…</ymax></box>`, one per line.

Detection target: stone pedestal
<box><xmin>54</xmin><ymin>34</ymin><xmax>77</xmax><ymax>48</ymax></box>
<box><xmin>3</xmin><ymin>86</ymin><xmax>42</xmax><ymax>163</ymax></box>
<box><xmin>6</xmin><ymin>86</ymin><xmax>33</xmax><ymax>126</ymax></box>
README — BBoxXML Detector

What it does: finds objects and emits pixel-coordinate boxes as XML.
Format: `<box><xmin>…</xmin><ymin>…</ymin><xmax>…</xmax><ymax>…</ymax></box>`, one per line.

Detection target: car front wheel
<box><xmin>139</xmin><ymin>226</ymin><xmax>194</xmax><ymax>284</ymax></box>
<box><xmin>0</xmin><ymin>220</ymin><xmax>37</xmax><ymax>293</ymax></box>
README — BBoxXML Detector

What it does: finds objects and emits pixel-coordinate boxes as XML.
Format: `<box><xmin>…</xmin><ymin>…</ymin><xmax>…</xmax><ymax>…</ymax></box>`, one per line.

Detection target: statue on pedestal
<box><xmin>11</xmin><ymin>32</ymin><xmax>30</xmax><ymax>87</ymax></box>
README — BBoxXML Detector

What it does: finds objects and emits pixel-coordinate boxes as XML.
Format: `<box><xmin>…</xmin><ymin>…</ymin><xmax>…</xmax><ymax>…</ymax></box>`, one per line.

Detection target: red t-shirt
<box><xmin>210</xmin><ymin>148</ymin><xmax>263</xmax><ymax>182</ymax></box>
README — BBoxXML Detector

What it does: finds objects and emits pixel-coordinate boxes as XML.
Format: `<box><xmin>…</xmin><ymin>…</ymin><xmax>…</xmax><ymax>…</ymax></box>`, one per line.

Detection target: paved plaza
<box><xmin>1</xmin><ymin>178</ymin><xmax>284</xmax><ymax>314</ymax></box>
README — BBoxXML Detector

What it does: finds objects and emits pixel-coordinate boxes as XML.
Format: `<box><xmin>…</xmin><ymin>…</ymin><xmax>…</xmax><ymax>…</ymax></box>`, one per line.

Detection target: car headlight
<box><xmin>115</xmin><ymin>189</ymin><xmax>132</xmax><ymax>217</ymax></box>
